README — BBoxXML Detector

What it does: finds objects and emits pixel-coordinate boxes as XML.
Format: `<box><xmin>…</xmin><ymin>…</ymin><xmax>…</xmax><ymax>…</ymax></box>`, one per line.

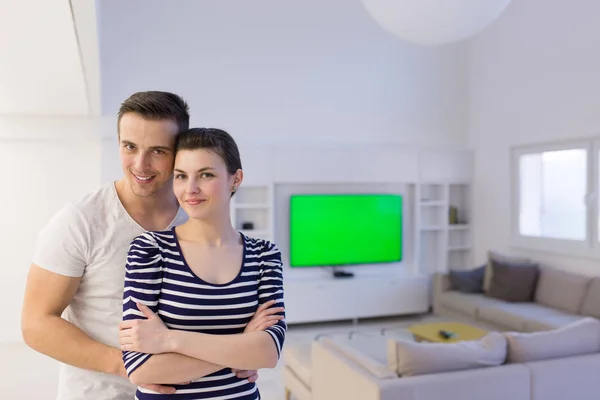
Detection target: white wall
<box><xmin>0</xmin><ymin>117</ymin><xmax>103</xmax><ymax>344</ymax></box>
<box><xmin>98</xmin><ymin>0</ymin><xmax>468</xmax><ymax>147</ymax></box>
<box><xmin>468</xmin><ymin>0</ymin><xmax>600</xmax><ymax>275</ymax></box>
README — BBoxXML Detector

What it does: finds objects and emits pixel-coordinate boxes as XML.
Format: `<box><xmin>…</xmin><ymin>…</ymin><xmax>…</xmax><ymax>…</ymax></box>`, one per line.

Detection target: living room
<box><xmin>2</xmin><ymin>0</ymin><xmax>600</xmax><ymax>399</ymax></box>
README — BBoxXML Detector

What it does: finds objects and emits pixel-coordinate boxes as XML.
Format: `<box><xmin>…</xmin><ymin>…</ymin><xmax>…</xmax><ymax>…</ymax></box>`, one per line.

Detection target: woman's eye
<box><xmin>201</xmin><ymin>173</ymin><xmax>214</xmax><ymax>178</ymax></box>
<box><xmin>175</xmin><ymin>174</ymin><xmax>186</xmax><ymax>179</ymax></box>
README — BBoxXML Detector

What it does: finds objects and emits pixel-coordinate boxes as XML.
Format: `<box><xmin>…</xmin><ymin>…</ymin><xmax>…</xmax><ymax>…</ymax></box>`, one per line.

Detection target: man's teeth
<box><xmin>135</xmin><ymin>175</ymin><xmax>152</xmax><ymax>181</ymax></box>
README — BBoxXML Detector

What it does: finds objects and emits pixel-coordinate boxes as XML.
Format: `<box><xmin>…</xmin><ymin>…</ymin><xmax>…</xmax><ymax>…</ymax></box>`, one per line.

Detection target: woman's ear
<box><xmin>233</xmin><ymin>169</ymin><xmax>244</xmax><ymax>188</ymax></box>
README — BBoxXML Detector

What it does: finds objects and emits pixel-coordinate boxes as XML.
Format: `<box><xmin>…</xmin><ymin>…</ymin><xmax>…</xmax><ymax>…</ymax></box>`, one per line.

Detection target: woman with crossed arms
<box><xmin>118</xmin><ymin>128</ymin><xmax>286</xmax><ymax>399</ymax></box>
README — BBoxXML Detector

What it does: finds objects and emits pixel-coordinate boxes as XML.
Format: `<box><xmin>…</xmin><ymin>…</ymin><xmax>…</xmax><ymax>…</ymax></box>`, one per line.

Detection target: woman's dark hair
<box><xmin>117</xmin><ymin>91</ymin><xmax>190</xmax><ymax>135</ymax></box>
<box><xmin>175</xmin><ymin>128</ymin><xmax>242</xmax><ymax>176</ymax></box>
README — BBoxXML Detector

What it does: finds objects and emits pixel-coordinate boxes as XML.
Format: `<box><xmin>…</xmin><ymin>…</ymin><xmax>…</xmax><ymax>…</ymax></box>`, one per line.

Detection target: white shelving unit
<box><xmin>447</xmin><ymin>183</ymin><xmax>472</xmax><ymax>270</ymax></box>
<box><xmin>415</xmin><ymin>182</ymin><xmax>472</xmax><ymax>274</ymax></box>
<box><xmin>231</xmin><ymin>184</ymin><xmax>274</xmax><ymax>241</ymax></box>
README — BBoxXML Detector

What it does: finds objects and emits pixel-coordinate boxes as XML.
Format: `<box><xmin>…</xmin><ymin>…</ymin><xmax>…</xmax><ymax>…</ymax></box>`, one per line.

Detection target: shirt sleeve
<box><xmin>258</xmin><ymin>242</ymin><xmax>287</xmax><ymax>358</ymax></box>
<box><xmin>122</xmin><ymin>232</ymin><xmax>163</xmax><ymax>376</ymax></box>
<box><xmin>31</xmin><ymin>203</ymin><xmax>89</xmax><ymax>277</ymax></box>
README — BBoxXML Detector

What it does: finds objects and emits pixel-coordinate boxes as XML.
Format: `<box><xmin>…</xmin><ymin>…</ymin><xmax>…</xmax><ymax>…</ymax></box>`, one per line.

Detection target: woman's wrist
<box><xmin>165</xmin><ymin>329</ymin><xmax>180</xmax><ymax>353</ymax></box>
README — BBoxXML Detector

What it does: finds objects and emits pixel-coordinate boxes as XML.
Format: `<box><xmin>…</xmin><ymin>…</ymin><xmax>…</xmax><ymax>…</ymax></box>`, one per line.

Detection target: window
<box><xmin>512</xmin><ymin>140</ymin><xmax>595</xmax><ymax>256</ymax></box>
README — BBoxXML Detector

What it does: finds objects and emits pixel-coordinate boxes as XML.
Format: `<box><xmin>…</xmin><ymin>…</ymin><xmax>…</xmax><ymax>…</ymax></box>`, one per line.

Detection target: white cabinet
<box><xmin>283</xmin><ymin>273</ymin><xmax>430</xmax><ymax>324</ymax></box>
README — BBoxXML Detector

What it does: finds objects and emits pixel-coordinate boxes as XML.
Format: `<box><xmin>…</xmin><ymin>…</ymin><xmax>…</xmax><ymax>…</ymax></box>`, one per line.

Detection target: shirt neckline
<box><xmin>110</xmin><ymin>181</ymin><xmax>185</xmax><ymax>232</ymax></box>
<box><xmin>170</xmin><ymin>226</ymin><xmax>247</xmax><ymax>287</ymax></box>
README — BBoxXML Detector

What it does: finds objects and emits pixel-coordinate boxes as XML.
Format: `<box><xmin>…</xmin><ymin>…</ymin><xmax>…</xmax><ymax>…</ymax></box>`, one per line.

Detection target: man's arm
<box><xmin>21</xmin><ymin>264</ymin><xmax>126</xmax><ymax>376</ymax></box>
<box><xmin>127</xmin><ymin>353</ymin><xmax>221</xmax><ymax>386</ymax></box>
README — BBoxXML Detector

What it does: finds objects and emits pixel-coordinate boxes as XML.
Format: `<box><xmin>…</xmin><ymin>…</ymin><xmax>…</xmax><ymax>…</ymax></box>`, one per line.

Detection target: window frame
<box><xmin>510</xmin><ymin>139</ymin><xmax>595</xmax><ymax>258</ymax></box>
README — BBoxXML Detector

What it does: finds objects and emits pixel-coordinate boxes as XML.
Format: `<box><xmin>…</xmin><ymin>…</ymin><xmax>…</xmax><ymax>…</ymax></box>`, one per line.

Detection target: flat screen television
<box><xmin>289</xmin><ymin>193</ymin><xmax>402</xmax><ymax>267</ymax></box>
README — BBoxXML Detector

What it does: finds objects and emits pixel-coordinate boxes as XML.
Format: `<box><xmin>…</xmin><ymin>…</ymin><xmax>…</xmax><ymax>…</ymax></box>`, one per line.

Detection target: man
<box><xmin>21</xmin><ymin>91</ymin><xmax>259</xmax><ymax>399</ymax></box>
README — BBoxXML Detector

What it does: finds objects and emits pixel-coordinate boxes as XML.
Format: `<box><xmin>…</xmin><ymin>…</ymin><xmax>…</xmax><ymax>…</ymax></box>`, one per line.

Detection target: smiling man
<box><xmin>21</xmin><ymin>92</ymin><xmax>260</xmax><ymax>400</ymax></box>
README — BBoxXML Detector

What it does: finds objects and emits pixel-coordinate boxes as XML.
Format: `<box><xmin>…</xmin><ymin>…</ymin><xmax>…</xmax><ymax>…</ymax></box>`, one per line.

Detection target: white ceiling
<box><xmin>0</xmin><ymin>0</ymin><xmax>99</xmax><ymax>116</ymax></box>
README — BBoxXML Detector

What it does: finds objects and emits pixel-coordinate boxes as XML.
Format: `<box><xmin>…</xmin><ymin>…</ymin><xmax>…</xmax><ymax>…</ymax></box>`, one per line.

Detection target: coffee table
<box><xmin>407</xmin><ymin>321</ymin><xmax>488</xmax><ymax>343</ymax></box>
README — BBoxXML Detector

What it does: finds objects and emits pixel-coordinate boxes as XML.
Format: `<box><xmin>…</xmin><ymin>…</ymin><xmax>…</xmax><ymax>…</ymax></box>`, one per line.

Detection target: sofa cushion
<box><xmin>438</xmin><ymin>291</ymin><xmax>507</xmax><ymax>318</ymax></box>
<box><xmin>524</xmin><ymin>314</ymin><xmax>588</xmax><ymax>332</ymax></box>
<box><xmin>449</xmin><ymin>265</ymin><xmax>486</xmax><ymax>293</ymax></box>
<box><xmin>485</xmin><ymin>258</ymin><xmax>539</xmax><ymax>302</ymax></box>
<box><xmin>392</xmin><ymin>363</ymin><xmax>532</xmax><ymax>400</ymax></box>
<box><xmin>478</xmin><ymin>302</ymin><xmax>566</xmax><ymax>331</ymax></box>
<box><xmin>484</xmin><ymin>251</ymin><xmax>532</xmax><ymax>292</ymax></box>
<box><xmin>388</xmin><ymin>332</ymin><xmax>507</xmax><ymax>377</ymax></box>
<box><xmin>580</xmin><ymin>277</ymin><xmax>600</xmax><ymax>319</ymax></box>
<box><xmin>503</xmin><ymin>317</ymin><xmax>600</xmax><ymax>363</ymax></box>
<box><xmin>525</xmin><ymin>353</ymin><xmax>600</xmax><ymax>400</ymax></box>
<box><xmin>320</xmin><ymin>334</ymin><xmax>397</xmax><ymax>379</ymax></box>
<box><xmin>534</xmin><ymin>267</ymin><xmax>589</xmax><ymax>313</ymax></box>
<box><xmin>283</xmin><ymin>342</ymin><xmax>312</xmax><ymax>388</ymax></box>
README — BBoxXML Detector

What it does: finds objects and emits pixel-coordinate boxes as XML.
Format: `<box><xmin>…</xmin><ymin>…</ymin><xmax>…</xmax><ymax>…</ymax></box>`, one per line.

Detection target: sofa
<box><xmin>433</xmin><ymin>252</ymin><xmax>600</xmax><ymax>332</ymax></box>
<box><xmin>284</xmin><ymin>318</ymin><xmax>600</xmax><ymax>400</ymax></box>
<box><xmin>282</xmin><ymin>252</ymin><xmax>600</xmax><ymax>400</ymax></box>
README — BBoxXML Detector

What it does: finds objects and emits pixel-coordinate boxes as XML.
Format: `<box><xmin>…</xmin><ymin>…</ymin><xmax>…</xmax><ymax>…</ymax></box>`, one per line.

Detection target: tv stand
<box><xmin>283</xmin><ymin>267</ymin><xmax>430</xmax><ymax>324</ymax></box>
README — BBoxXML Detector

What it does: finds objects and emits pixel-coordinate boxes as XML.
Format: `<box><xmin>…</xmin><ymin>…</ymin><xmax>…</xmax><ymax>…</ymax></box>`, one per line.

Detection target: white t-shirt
<box><xmin>32</xmin><ymin>181</ymin><xmax>188</xmax><ymax>400</ymax></box>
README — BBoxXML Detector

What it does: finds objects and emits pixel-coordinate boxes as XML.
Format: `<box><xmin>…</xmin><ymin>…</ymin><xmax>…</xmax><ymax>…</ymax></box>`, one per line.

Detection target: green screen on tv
<box><xmin>289</xmin><ymin>194</ymin><xmax>402</xmax><ymax>267</ymax></box>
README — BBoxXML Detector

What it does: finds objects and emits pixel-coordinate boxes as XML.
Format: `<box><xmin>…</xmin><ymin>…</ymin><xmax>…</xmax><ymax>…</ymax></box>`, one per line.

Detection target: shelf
<box><xmin>231</xmin><ymin>185</ymin><xmax>273</xmax><ymax>239</ymax></box>
<box><xmin>421</xmin><ymin>226</ymin><xmax>445</xmax><ymax>231</ymax></box>
<box><xmin>419</xmin><ymin>183</ymin><xmax>445</xmax><ymax>202</ymax></box>
<box><xmin>420</xmin><ymin>200</ymin><xmax>445</xmax><ymax>206</ymax></box>
<box><xmin>234</xmin><ymin>203</ymin><xmax>272</xmax><ymax>209</ymax></box>
<box><xmin>240</xmin><ymin>229</ymin><xmax>270</xmax><ymax>238</ymax></box>
<box><xmin>448</xmin><ymin>246</ymin><xmax>471</xmax><ymax>251</ymax></box>
<box><xmin>416</xmin><ymin>182</ymin><xmax>472</xmax><ymax>274</ymax></box>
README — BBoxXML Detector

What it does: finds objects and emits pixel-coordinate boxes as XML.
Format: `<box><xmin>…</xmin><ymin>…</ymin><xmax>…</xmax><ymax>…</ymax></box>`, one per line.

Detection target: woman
<box><xmin>118</xmin><ymin>128</ymin><xmax>286</xmax><ymax>399</ymax></box>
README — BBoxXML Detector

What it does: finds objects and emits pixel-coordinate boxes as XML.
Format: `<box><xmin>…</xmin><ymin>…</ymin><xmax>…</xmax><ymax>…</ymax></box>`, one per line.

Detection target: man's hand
<box><xmin>119</xmin><ymin>303</ymin><xmax>170</xmax><ymax>354</ymax></box>
<box><xmin>139</xmin><ymin>384</ymin><xmax>177</xmax><ymax>395</ymax></box>
<box><xmin>232</xmin><ymin>368</ymin><xmax>259</xmax><ymax>383</ymax></box>
<box><xmin>244</xmin><ymin>300</ymin><xmax>284</xmax><ymax>333</ymax></box>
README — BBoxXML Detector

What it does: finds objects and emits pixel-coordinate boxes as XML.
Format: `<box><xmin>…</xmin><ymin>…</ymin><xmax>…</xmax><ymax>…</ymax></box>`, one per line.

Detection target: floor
<box><xmin>1</xmin><ymin>313</ymin><xmax>445</xmax><ymax>400</ymax></box>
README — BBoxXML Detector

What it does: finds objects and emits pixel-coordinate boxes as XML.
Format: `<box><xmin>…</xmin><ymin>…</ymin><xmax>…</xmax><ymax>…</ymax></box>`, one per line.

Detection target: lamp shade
<box><xmin>360</xmin><ymin>0</ymin><xmax>511</xmax><ymax>46</ymax></box>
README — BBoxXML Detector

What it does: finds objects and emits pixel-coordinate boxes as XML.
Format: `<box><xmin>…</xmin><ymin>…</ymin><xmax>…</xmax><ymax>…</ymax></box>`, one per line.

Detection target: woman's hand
<box><xmin>119</xmin><ymin>303</ymin><xmax>171</xmax><ymax>354</ymax></box>
<box><xmin>244</xmin><ymin>300</ymin><xmax>285</xmax><ymax>333</ymax></box>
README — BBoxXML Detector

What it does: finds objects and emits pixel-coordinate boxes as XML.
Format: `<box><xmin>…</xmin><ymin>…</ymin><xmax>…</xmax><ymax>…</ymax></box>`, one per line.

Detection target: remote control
<box><xmin>439</xmin><ymin>330</ymin><xmax>455</xmax><ymax>339</ymax></box>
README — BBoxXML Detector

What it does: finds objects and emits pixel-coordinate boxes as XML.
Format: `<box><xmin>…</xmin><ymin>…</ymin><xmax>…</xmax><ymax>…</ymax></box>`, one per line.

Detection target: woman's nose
<box><xmin>187</xmin><ymin>179</ymin><xmax>200</xmax><ymax>194</ymax></box>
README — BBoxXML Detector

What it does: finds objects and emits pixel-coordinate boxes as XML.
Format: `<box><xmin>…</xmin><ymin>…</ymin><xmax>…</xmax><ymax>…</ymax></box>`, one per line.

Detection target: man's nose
<box><xmin>134</xmin><ymin>152</ymin><xmax>150</xmax><ymax>171</ymax></box>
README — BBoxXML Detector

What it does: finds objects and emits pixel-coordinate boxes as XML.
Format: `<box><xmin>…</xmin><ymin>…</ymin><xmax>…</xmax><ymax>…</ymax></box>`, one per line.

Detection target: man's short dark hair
<box><xmin>117</xmin><ymin>91</ymin><xmax>190</xmax><ymax>134</ymax></box>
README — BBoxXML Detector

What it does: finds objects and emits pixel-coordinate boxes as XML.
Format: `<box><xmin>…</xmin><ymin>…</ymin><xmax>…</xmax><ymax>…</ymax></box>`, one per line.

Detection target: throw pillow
<box><xmin>483</xmin><ymin>251</ymin><xmax>531</xmax><ymax>292</ymax></box>
<box><xmin>449</xmin><ymin>265</ymin><xmax>486</xmax><ymax>293</ymax></box>
<box><xmin>580</xmin><ymin>277</ymin><xmax>600</xmax><ymax>319</ymax></box>
<box><xmin>387</xmin><ymin>332</ymin><xmax>507</xmax><ymax>377</ymax></box>
<box><xmin>503</xmin><ymin>317</ymin><xmax>600</xmax><ymax>363</ymax></box>
<box><xmin>485</xmin><ymin>258</ymin><xmax>539</xmax><ymax>302</ymax></box>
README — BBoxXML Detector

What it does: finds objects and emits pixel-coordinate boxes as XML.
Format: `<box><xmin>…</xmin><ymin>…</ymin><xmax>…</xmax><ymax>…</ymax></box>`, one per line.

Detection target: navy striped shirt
<box><xmin>122</xmin><ymin>227</ymin><xmax>286</xmax><ymax>399</ymax></box>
